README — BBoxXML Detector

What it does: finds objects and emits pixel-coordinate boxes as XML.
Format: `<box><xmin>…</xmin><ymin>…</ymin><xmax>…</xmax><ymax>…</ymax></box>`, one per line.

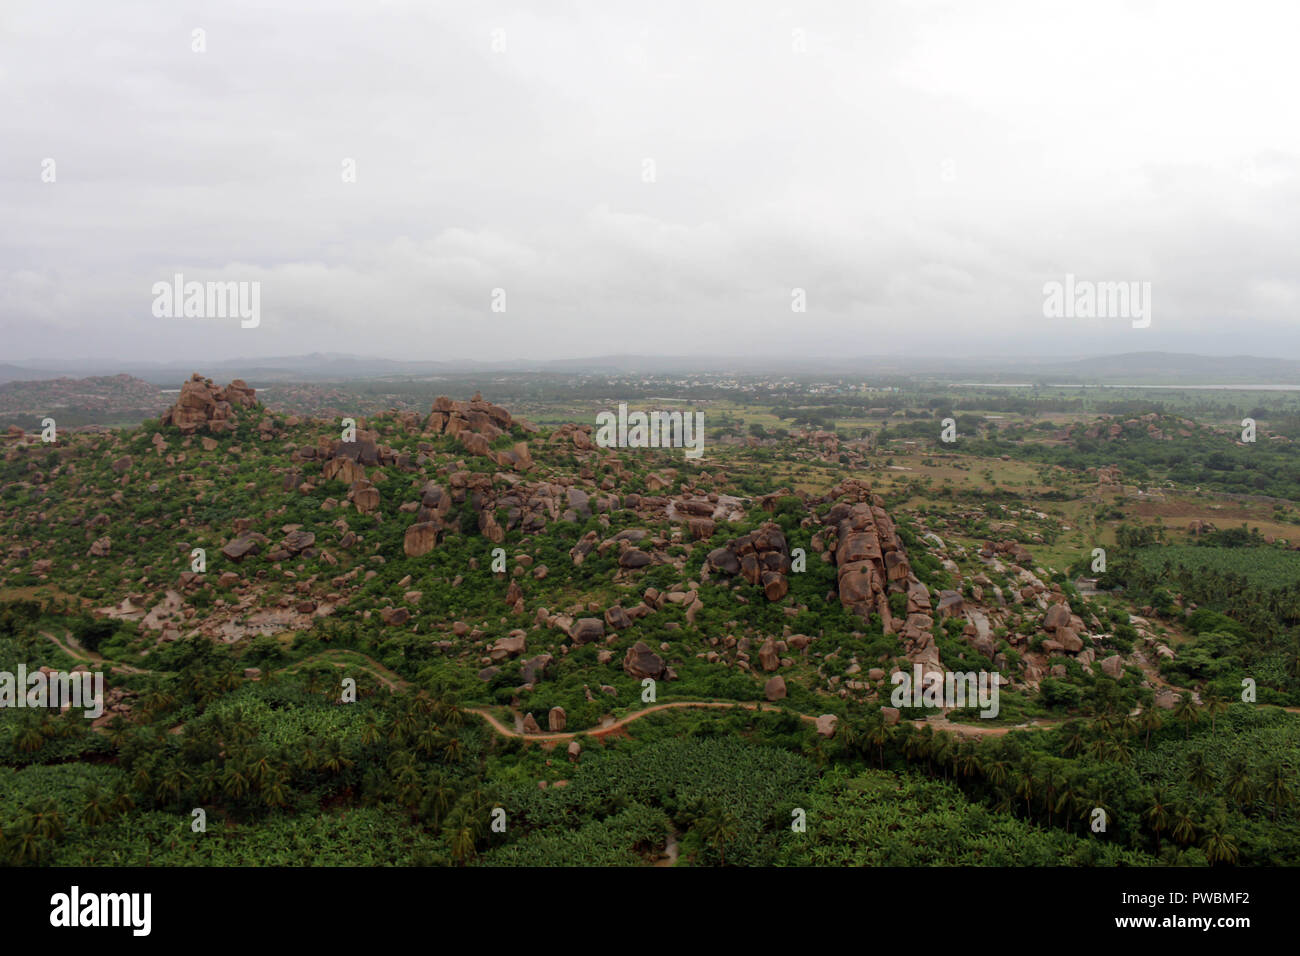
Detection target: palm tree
<box><xmin>837</xmin><ymin>719</ymin><xmax>862</xmax><ymax>757</ymax></box>
<box><xmin>1201</xmin><ymin>828</ymin><xmax>1239</xmax><ymax>865</ymax></box>
<box><xmin>13</xmin><ymin>722</ymin><xmax>44</xmax><ymax>754</ymax></box>
<box><xmin>320</xmin><ymin>740</ymin><xmax>354</xmax><ymax>775</ymax></box>
<box><xmin>422</xmin><ymin>773</ymin><xmax>456</xmax><ymax>826</ymax></box>
<box><xmin>902</xmin><ymin>728</ymin><xmax>929</xmax><ymax>766</ymax></box>
<box><xmin>1204</xmin><ymin>694</ymin><xmax>1229</xmax><ymax>734</ymax></box>
<box><xmin>1225</xmin><ymin>757</ymin><xmax>1255</xmax><ymax>808</ymax></box>
<box><xmin>1062</xmin><ymin>726</ymin><xmax>1088</xmax><ymax>757</ymax></box>
<box><xmin>110</xmin><ymin>786</ymin><xmax>135</xmax><ymax>816</ymax></box>
<box><xmin>1143</xmin><ymin>789</ymin><xmax>1171</xmax><ymax>853</ymax></box>
<box><xmin>155</xmin><ymin>765</ymin><xmax>193</xmax><ymax>805</ymax></box>
<box><xmin>1055</xmin><ymin>782</ymin><xmax>1083</xmax><ymax>833</ymax></box>
<box><xmin>1041</xmin><ymin>772</ymin><xmax>1063</xmax><ymax>827</ymax></box>
<box><xmin>1138</xmin><ymin>709</ymin><xmax>1163</xmax><ymax>751</ymax></box>
<box><xmin>1015</xmin><ymin>773</ymin><xmax>1037</xmax><ymax>820</ymax></box>
<box><xmin>262</xmin><ymin>771</ymin><xmax>290</xmax><ymax>809</ymax></box>
<box><xmin>448</xmin><ymin>822</ymin><xmax>477</xmax><ymax>866</ymax></box>
<box><xmin>1171</xmin><ymin>805</ymin><xmax>1197</xmax><ymax>846</ymax></box>
<box><xmin>1187</xmin><ymin>751</ymin><xmax>1217</xmax><ymax>794</ymax></box>
<box><xmin>696</xmin><ymin>805</ymin><xmax>741</xmax><ymax>866</ymax></box>
<box><xmin>1262</xmin><ymin>761</ymin><xmax>1294</xmax><ymax>822</ymax></box>
<box><xmin>8</xmin><ymin>823</ymin><xmax>42</xmax><ymax>865</ymax></box>
<box><xmin>81</xmin><ymin>787</ymin><xmax>111</xmax><ymax>827</ymax></box>
<box><xmin>1173</xmin><ymin>694</ymin><xmax>1200</xmax><ymax>739</ymax></box>
<box><xmin>866</xmin><ymin>720</ymin><xmax>893</xmax><ymax>768</ymax></box>
<box><xmin>222</xmin><ymin>763</ymin><xmax>250</xmax><ymax>800</ymax></box>
<box><xmin>28</xmin><ymin>801</ymin><xmax>64</xmax><ymax>841</ymax></box>
<box><xmin>415</xmin><ymin>727</ymin><xmax>441</xmax><ymax>758</ymax></box>
<box><xmin>985</xmin><ymin>760</ymin><xmax>1010</xmax><ymax>789</ymax></box>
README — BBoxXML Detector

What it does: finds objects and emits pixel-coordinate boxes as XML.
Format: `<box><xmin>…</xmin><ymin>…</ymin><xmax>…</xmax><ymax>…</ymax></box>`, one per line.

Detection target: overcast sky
<box><xmin>2</xmin><ymin>0</ymin><xmax>1298</xmax><ymax>365</ymax></box>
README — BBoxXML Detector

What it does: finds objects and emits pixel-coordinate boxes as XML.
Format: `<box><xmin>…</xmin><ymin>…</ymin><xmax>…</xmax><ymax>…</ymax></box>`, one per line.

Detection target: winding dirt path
<box><xmin>40</xmin><ymin>631</ymin><xmax>1300</xmax><ymax>737</ymax></box>
<box><xmin>464</xmin><ymin>699</ymin><xmax>1065</xmax><ymax>743</ymax></box>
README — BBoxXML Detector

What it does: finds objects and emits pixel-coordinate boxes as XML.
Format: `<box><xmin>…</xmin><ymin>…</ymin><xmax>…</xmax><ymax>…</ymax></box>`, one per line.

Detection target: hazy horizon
<box><xmin>4</xmin><ymin>1</ymin><xmax>1299</xmax><ymax>362</ymax></box>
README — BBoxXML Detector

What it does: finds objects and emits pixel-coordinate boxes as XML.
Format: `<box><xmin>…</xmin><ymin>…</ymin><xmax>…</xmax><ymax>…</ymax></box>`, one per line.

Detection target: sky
<box><xmin>2</xmin><ymin>0</ymin><xmax>1299</xmax><ymax>365</ymax></box>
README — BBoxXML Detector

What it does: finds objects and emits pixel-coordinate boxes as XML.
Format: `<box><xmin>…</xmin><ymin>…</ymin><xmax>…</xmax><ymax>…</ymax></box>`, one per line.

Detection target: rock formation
<box><xmin>161</xmin><ymin>373</ymin><xmax>258</xmax><ymax>434</ymax></box>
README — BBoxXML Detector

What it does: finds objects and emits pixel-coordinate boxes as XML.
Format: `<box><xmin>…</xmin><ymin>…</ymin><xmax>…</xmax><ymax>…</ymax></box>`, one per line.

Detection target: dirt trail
<box><xmin>466</xmin><ymin>699</ymin><xmax>1058</xmax><ymax>743</ymax></box>
<box><xmin>40</xmin><ymin>631</ymin><xmax>407</xmax><ymax>689</ymax></box>
<box><xmin>465</xmin><ymin>699</ymin><xmax>813</xmax><ymax>742</ymax></box>
<box><xmin>40</xmin><ymin>630</ymin><xmax>150</xmax><ymax>674</ymax></box>
<box><xmin>40</xmin><ymin>632</ymin><xmax>1300</xmax><ymax>733</ymax></box>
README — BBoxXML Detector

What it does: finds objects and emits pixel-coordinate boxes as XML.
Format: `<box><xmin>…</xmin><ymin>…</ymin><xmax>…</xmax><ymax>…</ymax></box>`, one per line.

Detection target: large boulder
<box><xmin>403</xmin><ymin>522</ymin><xmax>439</xmax><ymax>557</ymax></box>
<box><xmin>489</xmin><ymin>632</ymin><xmax>526</xmax><ymax>660</ymax></box>
<box><xmin>623</xmin><ymin>641</ymin><xmax>667</xmax><ymax>680</ymax></box>
<box><xmin>569</xmin><ymin>618</ymin><xmax>605</xmax><ymax>645</ymax></box>
<box><xmin>1043</xmin><ymin>604</ymin><xmax>1071</xmax><ymax>631</ymax></box>
<box><xmin>281</xmin><ymin>529</ymin><xmax>315</xmax><ymax>554</ymax></box>
<box><xmin>619</xmin><ymin>549</ymin><xmax>652</xmax><ymax>569</ymax></box>
<box><xmin>221</xmin><ymin>536</ymin><xmax>262</xmax><ymax>563</ymax></box>
<box><xmin>161</xmin><ymin>373</ymin><xmax>257</xmax><ymax>434</ymax></box>
<box><xmin>764</xmin><ymin>675</ymin><xmax>787</xmax><ymax>701</ymax></box>
<box><xmin>706</xmin><ymin>547</ymin><xmax>740</xmax><ymax>575</ymax></box>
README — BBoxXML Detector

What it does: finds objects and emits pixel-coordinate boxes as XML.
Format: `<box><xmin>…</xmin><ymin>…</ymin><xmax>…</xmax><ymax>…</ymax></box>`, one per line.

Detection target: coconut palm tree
<box><xmin>1201</xmin><ymin>828</ymin><xmax>1239</xmax><ymax>865</ymax></box>
<box><xmin>1262</xmin><ymin>760</ymin><xmax>1294</xmax><ymax>822</ymax></box>
<box><xmin>1144</xmin><ymin>789</ymin><xmax>1171</xmax><ymax>852</ymax></box>
<box><xmin>222</xmin><ymin>763</ymin><xmax>250</xmax><ymax>800</ymax></box>
<box><xmin>415</xmin><ymin>727</ymin><xmax>441</xmax><ymax>758</ymax></box>
<box><xmin>1015</xmin><ymin>773</ymin><xmax>1037</xmax><ymax>821</ymax></box>
<box><xmin>1062</xmin><ymin>725</ymin><xmax>1088</xmax><ymax>757</ymax></box>
<box><xmin>1171</xmin><ymin>805</ymin><xmax>1197</xmax><ymax>846</ymax></box>
<box><xmin>1138</xmin><ymin>708</ymin><xmax>1163</xmax><ymax>751</ymax></box>
<box><xmin>262</xmin><ymin>770</ymin><xmax>290</xmax><ymax>809</ymax></box>
<box><xmin>13</xmin><ymin>721</ymin><xmax>44</xmax><ymax>754</ymax></box>
<box><xmin>422</xmin><ymin>773</ymin><xmax>456</xmax><ymax>826</ymax></box>
<box><xmin>837</xmin><ymin>719</ymin><xmax>862</xmax><ymax>757</ymax></box>
<box><xmin>1173</xmin><ymin>694</ymin><xmax>1201</xmax><ymax>739</ymax></box>
<box><xmin>7</xmin><ymin>822</ymin><xmax>42</xmax><ymax>865</ymax></box>
<box><xmin>1187</xmin><ymin>751</ymin><xmax>1217</xmax><ymax>794</ymax></box>
<box><xmin>81</xmin><ymin>787</ymin><xmax>112</xmax><ymax>827</ymax></box>
<box><xmin>154</xmin><ymin>764</ymin><xmax>193</xmax><ymax>805</ymax></box>
<box><xmin>448</xmin><ymin>821</ymin><xmax>476</xmax><ymax>866</ymax></box>
<box><xmin>985</xmin><ymin>760</ymin><xmax>1010</xmax><ymax>790</ymax></box>
<box><xmin>28</xmin><ymin>801</ymin><xmax>64</xmax><ymax>841</ymax></box>
<box><xmin>866</xmin><ymin>720</ymin><xmax>893</xmax><ymax>768</ymax></box>
<box><xmin>1225</xmin><ymin>757</ymin><xmax>1256</xmax><ymax>808</ymax></box>
<box><xmin>696</xmin><ymin>805</ymin><xmax>741</xmax><ymax>866</ymax></box>
<box><xmin>1203</xmin><ymin>694</ymin><xmax>1229</xmax><ymax>734</ymax></box>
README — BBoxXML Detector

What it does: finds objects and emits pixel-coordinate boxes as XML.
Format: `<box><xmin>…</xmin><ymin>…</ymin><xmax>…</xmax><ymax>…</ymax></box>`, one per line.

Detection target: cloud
<box><xmin>2</xmin><ymin>0</ymin><xmax>1298</xmax><ymax>362</ymax></box>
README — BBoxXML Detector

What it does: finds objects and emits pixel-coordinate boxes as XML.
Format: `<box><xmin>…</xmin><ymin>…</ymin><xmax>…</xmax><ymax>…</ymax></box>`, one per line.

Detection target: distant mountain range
<box><xmin>2</xmin><ymin>352</ymin><xmax>1298</xmax><ymax>385</ymax></box>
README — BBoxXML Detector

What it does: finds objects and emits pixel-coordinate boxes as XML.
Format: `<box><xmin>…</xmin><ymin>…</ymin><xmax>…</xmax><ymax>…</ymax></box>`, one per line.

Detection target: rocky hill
<box><xmin>0</xmin><ymin>372</ymin><xmax>1174</xmax><ymax>735</ymax></box>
